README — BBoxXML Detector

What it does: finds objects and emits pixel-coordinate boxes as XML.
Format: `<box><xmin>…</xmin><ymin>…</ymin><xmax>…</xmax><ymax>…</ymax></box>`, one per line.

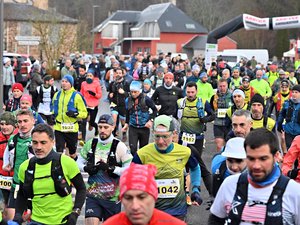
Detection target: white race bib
<box><xmin>181</xmin><ymin>132</ymin><xmax>196</xmax><ymax>144</ymax></box>
<box><xmin>0</xmin><ymin>175</ymin><xmax>12</xmax><ymax>190</ymax></box>
<box><xmin>217</xmin><ymin>108</ymin><xmax>227</xmax><ymax>118</ymax></box>
<box><xmin>61</xmin><ymin>123</ymin><xmax>75</xmax><ymax>132</ymax></box>
<box><xmin>156</xmin><ymin>179</ymin><xmax>180</xmax><ymax>198</ymax></box>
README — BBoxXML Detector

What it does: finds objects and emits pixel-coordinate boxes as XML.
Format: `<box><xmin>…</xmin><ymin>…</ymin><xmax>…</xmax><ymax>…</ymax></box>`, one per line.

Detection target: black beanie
<box><xmin>251</xmin><ymin>93</ymin><xmax>265</xmax><ymax>107</ymax></box>
<box><xmin>292</xmin><ymin>84</ymin><xmax>300</xmax><ymax>92</ymax></box>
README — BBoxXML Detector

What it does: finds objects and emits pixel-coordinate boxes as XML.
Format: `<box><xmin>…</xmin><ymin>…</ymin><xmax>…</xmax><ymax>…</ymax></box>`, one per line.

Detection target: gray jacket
<box><xmin>3</xmin><ymin>65</ymin><xmax>15</xmax><ymax>85</ymax></box>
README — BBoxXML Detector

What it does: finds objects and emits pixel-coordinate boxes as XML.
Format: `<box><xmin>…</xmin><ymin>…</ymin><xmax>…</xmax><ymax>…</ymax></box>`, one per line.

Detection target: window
<box><xmin>19</xmin><ymin>22</ymin><xmax>32</xmax><ymax>36</ymax></box>
<box><xmin>144</xmin><ymin>48</ymin><xmax>150</xmax><ymax>53</ymax></box>
<box><xmin>137</xmin><ymin>47</ymin><xmax>142</xmax><ymax>52</ymax></box>
<box><xmin>185</xmin><ymin>23</ymin><xmax>196</xmax><ymax>29</ymax></box>
<box><xmin>165</xmin><ymin>21</ymin><xmax>172</xmax><ymax>27</ymax></box>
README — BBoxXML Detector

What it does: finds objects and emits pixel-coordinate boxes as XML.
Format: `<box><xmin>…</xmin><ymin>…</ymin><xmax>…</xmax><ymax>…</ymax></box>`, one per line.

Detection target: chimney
<box><xmin>33</xmin><ymin>0</ymin><xmax>48</xmax><ymax>10</ymax></box>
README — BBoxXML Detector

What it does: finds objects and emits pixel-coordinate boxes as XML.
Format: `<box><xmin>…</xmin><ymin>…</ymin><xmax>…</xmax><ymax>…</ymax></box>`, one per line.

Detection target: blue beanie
<box><xmin>87</xmin><ymin>68</ymin><xmax>95</xmax><ymax>76</ymax></box>
<box><xmin>143</xmin><ymin>79</ymin><xmax>152</xmax><ymax>86</ymax></box>
<box><xmin>63</xmin><ymin>74</ymin><xmax>74</xmax><ymax>86</ymax></box>
<box><xmin>199</xmin><ymin>72</ymin><xmax>207</xmax><ymax>79</ymax></box>
<box><xmin>130</xmin><ymin>81</ymin><xmax>142</xmax><ymax>91</ymax></box>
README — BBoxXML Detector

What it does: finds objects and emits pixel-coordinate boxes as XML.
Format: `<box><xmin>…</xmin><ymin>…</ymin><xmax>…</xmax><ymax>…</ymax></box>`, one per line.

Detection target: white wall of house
<box><xmin>131</xmin><ymin>22</ymin><xmax>160</xmax><ymax>38</ymax></box>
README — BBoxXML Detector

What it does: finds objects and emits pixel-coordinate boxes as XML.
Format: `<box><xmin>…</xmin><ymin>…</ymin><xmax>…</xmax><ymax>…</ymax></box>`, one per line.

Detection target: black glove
<box><xmin>84</xmin><ymin>165</ymin><xmax>100</xmax><ymax>176</ymax></box>
<box><xmin>277</xmin><ymin>124</ymin><xmax>283</xmax><ymax>132</ymax></box>
<box><xmin>88</xmin><ymin>90</ymin><xmax>96</xmax><ymax>96</ymax></box>
<box><xmin>65</xmin><ymin>212</ymin><xmax>78</xmax><ymax>225</ymax></box>
<box><xmin>191</xmin><ymin>191</ymin><xmax>203</xmax><ymax>205</ymax></box>
<box><xmin>287</xmin><ymin>169</ymin><xmax>299</xmax><ymax>179</ymax></box>
<box><xmin>96</xmin><ymin>161</ymin><xmax>115</xmax><ymax>173</ymax></box>
<box><xmin>96</xmin><ymin>161</ymin><xmax>110</xmax><ymax>171</ymax></box>
<box><xmin>66</xmin><ymin>111</ymin><xmax>79</xmax><ymax>118</ymax></box>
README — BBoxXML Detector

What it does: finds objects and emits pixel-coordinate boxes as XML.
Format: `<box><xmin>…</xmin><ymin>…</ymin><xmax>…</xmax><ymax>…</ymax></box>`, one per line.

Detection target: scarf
<box><xmin>248</xmin><ymin>164</ymin><xmax>281</xmax><ymax>188</ymax></box>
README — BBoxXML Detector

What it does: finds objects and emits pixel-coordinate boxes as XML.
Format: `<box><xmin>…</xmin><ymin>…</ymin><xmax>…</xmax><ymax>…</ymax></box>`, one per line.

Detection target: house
<box><xmin>92</xmin><ymin>3</ymin><xmax>209</xmax><ymax>58</ymax></box>
<box><xmin>3</xmin><ymin>0</ymin><xmax>78</xmax><ymax>59</ymax></box>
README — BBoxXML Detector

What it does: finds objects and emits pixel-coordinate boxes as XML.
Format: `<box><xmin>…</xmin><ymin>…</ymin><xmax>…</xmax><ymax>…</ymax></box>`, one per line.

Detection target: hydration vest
<box><xmin>86</xmin><ymin>138</ymin><xmax>121</xmax><ymax>177</ymax></box>
<box><xmin>8</xmin><ymin>133</ymin><xmax>34</xmax><ymax>168</ymax></box>
<box><xmin>127</xmin><ymin>95</ymin><xmax>150</xmax><ymax>127</ymax></box>
<box><xmin>177</xmin><ymin>97</ymin><xmax>205</xmax><ymax>119</ymax></box>
<box><xmin>52</xmin><ymin>90</ymin><xmax>86</xmax><ymax>117</ymax></box>
<box><xmin>23</xmin><ymin>153</ymin><xmax>71</xmax><ymax>198</ymax></box>
<box><xmin>212</xmin><ymin>159</ymin><xmax>227</xmax><ymax>197</ymax></box>
<box><xmin>226</xmin><ymin>172</ymin><xmax>289</xmax><ymax>225</ymax></box>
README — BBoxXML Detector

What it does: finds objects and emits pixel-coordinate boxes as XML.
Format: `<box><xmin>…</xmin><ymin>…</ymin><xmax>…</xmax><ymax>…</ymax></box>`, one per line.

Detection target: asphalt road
<box><xmin>70</xmin><ymin>83</ymin><xmax>217</xmax><ymax>225</ymax></box>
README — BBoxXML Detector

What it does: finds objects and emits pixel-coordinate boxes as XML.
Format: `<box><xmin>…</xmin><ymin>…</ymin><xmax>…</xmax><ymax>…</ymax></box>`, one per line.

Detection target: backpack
<box><xmin>23</xmin><ymin>152</ymin><xmax>71</xmax><ymax>198</ymax></box>
<box><xmin>86</xmin><ymin>138</ymin><xmax>121</xmax><ymax>177</ymax></box>
<box><xmin>52</xmin><ymin>90</ymin><xmax>86</xmax><ymax>117</ymax></box>
<box><xmin>226</xmin><ymin>172</ymin><xmax>289</xmax><ymax>225</ymax></box>
<box><xmin>8</xmin><ymin>133</ymin><xmax>34</xmax><ymax>168</ymax></box>
<box><xmin>177</xmin><ymin>97</ymin><xmax>205</xmax><ymax>119</ymax></box>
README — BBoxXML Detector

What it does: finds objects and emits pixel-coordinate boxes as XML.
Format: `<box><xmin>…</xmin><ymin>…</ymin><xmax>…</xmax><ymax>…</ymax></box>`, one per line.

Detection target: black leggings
<box><xmin>128</xmin><ymin>126</ymin><xmax>150</xmax><ymax>155</ymax></box>
<box><xmin>88</xmin><ymin>107</ymin><xmax>98</xmax><ymax>134</ymax></box>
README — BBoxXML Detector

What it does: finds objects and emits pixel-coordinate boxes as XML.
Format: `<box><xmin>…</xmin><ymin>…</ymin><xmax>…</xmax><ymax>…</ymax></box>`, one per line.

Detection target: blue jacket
<box><xmin>278</xmin><ymin>99</ymin><xmax>300</xmax><ymax>135</ymax></box>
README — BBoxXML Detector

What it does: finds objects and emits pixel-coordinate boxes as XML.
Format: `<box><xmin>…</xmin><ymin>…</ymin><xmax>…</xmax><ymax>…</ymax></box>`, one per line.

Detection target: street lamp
<box><xmin>92</xmin><ymin>5</ymin><xmax>100</xmax><ymax>55</ymax></box>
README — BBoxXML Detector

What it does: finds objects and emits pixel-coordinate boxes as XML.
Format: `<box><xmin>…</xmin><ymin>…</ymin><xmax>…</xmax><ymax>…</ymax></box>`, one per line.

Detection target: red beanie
<box><xmin>20</xmin><ymin>94</ymin><xmax>32</xmax><ymax>104</ymax></box>
<box><xmin>120</xmin><ymin>163</ymin><xmax>158</xmax><ymax>200</ymax></box>
<box><xmin>12</xmin><ymin>83</ymin><xmax>24</xmax><ymax>92</ymax></box>
<box><xmin>164</xmin><ymin>72</ymin><xmax>174</xmax><ymax>80</ymax></box>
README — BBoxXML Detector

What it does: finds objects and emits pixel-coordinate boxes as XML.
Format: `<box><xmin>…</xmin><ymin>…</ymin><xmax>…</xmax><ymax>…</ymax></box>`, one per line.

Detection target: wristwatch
<box><xmin>73</xmin><ymin>208</ymin><xmax>81</xmax><ymax>216</ymax></box>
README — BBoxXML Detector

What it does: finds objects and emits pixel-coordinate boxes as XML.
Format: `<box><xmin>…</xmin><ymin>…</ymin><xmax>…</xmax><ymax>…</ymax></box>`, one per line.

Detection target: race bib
<box><xmin>181</xmin><ymin>132</ymin><xmax>196</xmax><ymax>144</ymax></box>
<box><xmin>156</xmin><ymin>179</ymin><xmax>180</xmax><ymax>198</ymax></box>
<box><xmin>217</xmin><ymin>108</ymin><xmax>227</xmax><ymax>118</ymax></box>
<box><xmin>61</xmin><ymin>123</ymin><xmax>75</xmax><ymax>132</ymax></box>
<box><xmin>0</xmin><ymin>175</ymin><xmax>12</xmax><ymax>190</ymax></box>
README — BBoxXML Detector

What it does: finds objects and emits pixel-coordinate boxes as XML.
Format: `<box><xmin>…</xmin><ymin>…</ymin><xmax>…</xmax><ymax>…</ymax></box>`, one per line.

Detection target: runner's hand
<box><xmin>66</xmin><ymin>111</ymin><xmax>79</xmax><ymax>118</ymax></box>
<box><xmin>88</xmin><ymin>90</ymin><xmax>96</xmax><ymax>96</ymax></box>
<box><xmin>65</xmin><ymin>212</ymin><xmax>78</xmax><ymax>225</ymax></box>
<box><xmin>84</xmin><ymin>165</ymin><xmax>99</xmax><ymax>176</ymax></box>
<box><xmin>191</xmin><ymin>191</ymin><xmax>203</xmax><ymax>206</ymax></box>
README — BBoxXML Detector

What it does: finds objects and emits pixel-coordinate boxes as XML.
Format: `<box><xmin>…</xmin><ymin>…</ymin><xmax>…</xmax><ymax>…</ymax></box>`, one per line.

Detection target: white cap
<box><xmin>221</xmin><ymin>137</ymin><xmax>246</xmax><ymax>159</ymax></box>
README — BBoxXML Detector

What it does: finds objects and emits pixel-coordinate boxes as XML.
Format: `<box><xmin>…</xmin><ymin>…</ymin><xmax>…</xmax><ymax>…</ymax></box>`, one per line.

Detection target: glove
<box><xmin>96</xmin><ymin>161</ymin><xmax>115</xmax><ymax>173</ymax></box>
<box><xmin>88</xmin><ymin>90</ymin><xmax>96</xmax><ymax>96</ymax></box>
<box><xmin>277</xmin><ymin>124</ymin><xmax>283</xmax><ymax>132</ymax></box>
<box><xmin>191</xmin><ymin>191</ymin><xmax>203</xmax><ymax>205</ymax></box>
<box><xmin>84</xmin><ymin>165</ymin><xmax>100</xmax><ymax>176</ymax></box>
<box><xmin>65</xmin><ymin>212</ymin><xmax>79</xmax><ymax>225</ymax></box>
<box><xmin>66</xmin><ymin>111</ymin><xmax>79</xmax><ymax>118</ymax></box>
<box><xmin>287</xmin><ymin>169</ymin><xmax>299</xmax><ymax>179</ymax></box>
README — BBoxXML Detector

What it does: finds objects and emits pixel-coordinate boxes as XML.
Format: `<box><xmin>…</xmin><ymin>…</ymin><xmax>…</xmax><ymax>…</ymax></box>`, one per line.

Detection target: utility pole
<box><xmin>92</xmin><ymin>5</ymin><xmax>100</xmax><ymax>55</ymax></box>
<box><xmin>0</xmin><ymin>0</ymin><xmax>4</xmax><ymax>114</ymax></box>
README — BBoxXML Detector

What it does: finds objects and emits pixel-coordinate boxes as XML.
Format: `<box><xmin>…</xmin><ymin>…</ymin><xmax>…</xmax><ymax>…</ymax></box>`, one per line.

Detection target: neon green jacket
<box><xmin>250</xmin><ymin>79</ymin><xmax>272</xmax><ymax>98</ymax></box>
<box><xmin>196</xmin><ymin>81</ymin><xmax>214</xmax><ymax>103</ymax></box>
<box><xmin>52</xmin><ymin>87</ymin><xmax>88</xmax><ymax>132</ymax></box>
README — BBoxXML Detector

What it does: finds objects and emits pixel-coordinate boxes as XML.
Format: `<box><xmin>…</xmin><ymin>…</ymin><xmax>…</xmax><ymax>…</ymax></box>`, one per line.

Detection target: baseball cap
<box><xmin>98</xmin><ymin>114</ymin><xmax>114</xmax><ymax>126</ymax></box>
<box><xmin>221</xmin><ymin>137</ymin><xmax>246</xmax><ymax>159</ymax></box>
<box><xmin>242</xmin><ymin>76</ymin><xmax>250</xmax><ymax>83</ymax></box>
<box><xmin>153</xmin><ymin>115</ymin><xmax>174</xmax><ymax>132</ymax></box>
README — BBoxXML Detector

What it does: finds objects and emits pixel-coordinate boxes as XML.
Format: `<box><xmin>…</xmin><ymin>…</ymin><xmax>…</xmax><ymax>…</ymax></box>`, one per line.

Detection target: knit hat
<box><xmin>192</xmin><ymin>64</ymin><xmax>200</xmax><ymax>72</ymax></box>
<box><xmin>87</xmin><ymin>69</ymin><xmax>95</xmax><ymax>76</ymax></box>
<box><xmin>98</xmin><ymin>114</ymin><xmax>114</xmax><ymax>126</ymax></box>
<box><xmin>164</xmin><ymin>72</ymin><xmax>174</xmax><ymax>80</ymax></box>
<box><xmin>232</xmin><ymin>89</ymin><xmax>245</xmax><ymax>99</ymax></box>
<box><xmin>222</xmin><ymin>137</ymin><xmax>246</xmax><ymax>159</ymax></box>
<box><xmin>130</xmin><ymin>81</ymin><xmax>142</xmax><ymax>91</ymax></box>
<box><xmin>278</xmin><ymin>69</ymin><xmax>286</xmax><ymax>75</ymax></box>
<box><xmin>242</xmin><ymin>76</ymin><xmax>250</xmax><ymax>83</ymax></box>
<box><xmin>43</xmin><ymin>75</ymin><xmax>53</xmax><ymax>82</ymax></box>
<box><xmin>153</xmin><ymin>115</ymin><xmax>174</xmax><ymax>132</ymax></box>
<box><xmin>250</xmin><ymin>93</ymin><xmax>265</xmax><ymax>107</ymax></box>
<box><xmin>62</xmin><ymin>75</ymin><xmax>74</xmax><ymax>86</ymax></box>
<box><xmin>143</xmin><ymin>79</ymin><xmax>152</xmax><ymax>86</ymax></box>
<box><xmin>0</xmin><ymin>112</ymin><xmax>16</xmax><ymax>126</ymax></box>
<box><xmin>292</xmin><ymin>84</ymin><xmax>300</xmax><ymax>92</ymax></box>
<box><xmin>281</xmin><ymin>79</ymin><xmax>289</xmax><ymax>87</ymax></box>
<box><xmin>20</xmin><ymin>94</ymin><xmax>32</xmax><ymax>104</ymax></box>
<box><xmin>12</xmin><ymin>83</ymin><xmax>24</xmax><ymax>92</ymax></box>
<box><xmin>3</xmin><ymin>57</ymin><xmax>10</xmax><ymax>64</ymax></box>
<box><xmin>199</xmin><ymin>72</ymin><xmax>207</xmax><ymax>79</ymax></box>
<box><xmin>120</xmin><ymin>163</ymin><xmax>158</xmax><ymax>200</ymax></box>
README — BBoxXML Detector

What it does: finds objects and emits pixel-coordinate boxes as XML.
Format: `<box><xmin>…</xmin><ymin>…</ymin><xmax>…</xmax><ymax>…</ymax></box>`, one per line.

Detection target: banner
<box><xmin>272</xmin><ymin>16</ymin><xmax>300</xmax><ymax>30</ymax></box>
<box><xmin>204</xmin><ymin>43</ymin><xmax>218</xmax><ymax>70</ymax></box>
<box><xmin>243</xmin><ymin>14</ymin><xmax>269</xmax><ymax>30</ymax></box>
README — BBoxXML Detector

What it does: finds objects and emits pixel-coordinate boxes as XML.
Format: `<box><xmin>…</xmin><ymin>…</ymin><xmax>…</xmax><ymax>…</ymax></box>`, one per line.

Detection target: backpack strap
<box><xmin>263</xmin><ymin>116</ymin><xmax>268</xmax><ymax>128</ymax></box>
<box><xmin>12</xmin><ymin>133</ymin><xmax>20</xmax><ymax>168</ymax></box>
<box><xmin>107</xmin><ymin>139</ymin><xmax>121</xmax><ymax>167</ymax></box>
